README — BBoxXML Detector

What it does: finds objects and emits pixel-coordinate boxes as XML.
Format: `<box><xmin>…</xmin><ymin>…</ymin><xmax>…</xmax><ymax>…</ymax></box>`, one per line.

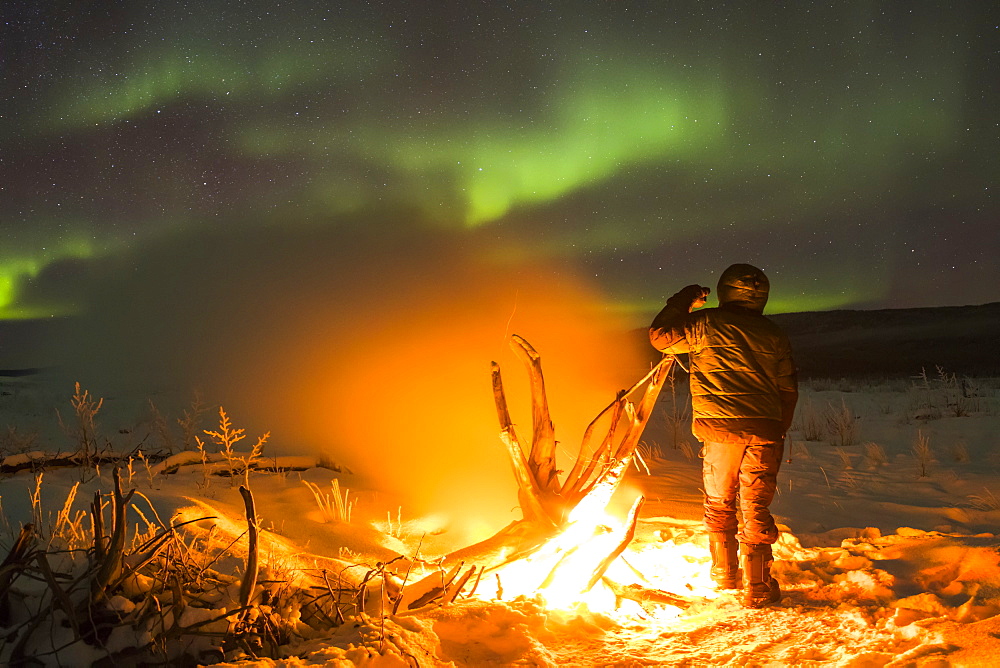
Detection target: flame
<box><xmin>472</xmin><ymin>468</ymin><xmax>718</xmax><ymax>617</ymax></box>
<box><xmin>474</xmin><ymin>508</ymin><xmax>718</xmax><ymax>617</ymax></box>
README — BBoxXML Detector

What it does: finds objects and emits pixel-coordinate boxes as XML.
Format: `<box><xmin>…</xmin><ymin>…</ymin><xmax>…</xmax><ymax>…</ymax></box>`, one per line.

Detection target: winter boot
<box><xmin>740</xmin><ymin>543</ymin><xmax>780</xmax><ymax>609</ymax></box>
<box><xmin>708</xmin><ymin>532</ymin><xmax>741</xmax><ymax>590</ymax></box>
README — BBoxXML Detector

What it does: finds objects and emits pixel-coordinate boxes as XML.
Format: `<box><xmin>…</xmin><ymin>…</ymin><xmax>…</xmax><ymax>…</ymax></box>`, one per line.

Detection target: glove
<box><xmin>666</xmin><ymin>285</ymin><xmax>711</xmax><ymax>313</ymax></box>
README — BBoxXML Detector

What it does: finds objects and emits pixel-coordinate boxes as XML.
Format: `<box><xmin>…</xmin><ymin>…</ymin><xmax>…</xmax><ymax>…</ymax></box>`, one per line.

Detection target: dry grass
<box><xmin>949</xmin><ymin>441</ymin><xmax>970</xmax><ymax>463</ymax></box>
<box><xmin>0</xmin><ymin>382</ymin><xmax>479</xmax><ymax>665</ymax></box>
<box><xmin>913</xmin><ymin>430</ymin><xmax>933</xmax><ymax>478</ymax></box>
<box><xmin>834</xmin><ymin>447</ymin><xmax>854</xmax><ymax>469</ymax></box>
<box><xmin>863</xmin><ymin>442</ymin><xmax>888</xmax><ymax>468</ymax></box>
<box><xmin>786</xmin><ymin>440</ymin><xmax>811</xmax><ymax>462</ymax></box>
<box><xmin>0</xmin><ymin>468</ymin><xmax>443</xmax><ymax>664</ymax></box>
<box><xmin>968</xmin><ymin>488</ymin><xmax>1000</xmax><ymax>511</ymax></box>
<box><xmin>634</xmin><ymin>442</ymin><xmax>661</xmax><ymax>473</ymax></box>
<box><xmin>304</xmin><ymin>479</ymin><xmax>354</xmax><ymax>523</ymax></box>
<box><xmin>375</xmin><ymin>507</ymin><xmax>406</xmax><ymax>539</ymax></box>
<box><xmin>678</xmin><ymin>441</ymin><xmax>697</xmax><ymax>462</ymax></box>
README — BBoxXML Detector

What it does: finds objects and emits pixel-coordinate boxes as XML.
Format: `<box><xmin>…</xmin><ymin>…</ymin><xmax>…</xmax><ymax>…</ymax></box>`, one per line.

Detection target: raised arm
<box><xmin>648</xmin><ymin>285</ymin><xmax>710</xmax><ymax>353</ymax></box>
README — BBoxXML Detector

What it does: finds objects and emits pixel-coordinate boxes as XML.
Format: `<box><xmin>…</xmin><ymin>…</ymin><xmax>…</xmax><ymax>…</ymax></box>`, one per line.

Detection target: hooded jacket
<box><xmin>649</xmin><ymin>264</ymin><xmax>798</xmax><ymax>445</ymax></box>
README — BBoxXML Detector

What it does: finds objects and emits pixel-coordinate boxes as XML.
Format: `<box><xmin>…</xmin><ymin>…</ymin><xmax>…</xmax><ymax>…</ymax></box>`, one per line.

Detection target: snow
<box><xmin>2</xmin><ymin>370</ymin><xmax>1000</xmax><ymax>666</ymax></box>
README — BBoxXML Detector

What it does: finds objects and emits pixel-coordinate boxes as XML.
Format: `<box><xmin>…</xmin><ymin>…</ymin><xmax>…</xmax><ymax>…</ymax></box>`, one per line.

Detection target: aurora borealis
<box><xmin>3</xmin><ymin>1</ymin><xmax>997</xmax><ymax>321</ymax></box>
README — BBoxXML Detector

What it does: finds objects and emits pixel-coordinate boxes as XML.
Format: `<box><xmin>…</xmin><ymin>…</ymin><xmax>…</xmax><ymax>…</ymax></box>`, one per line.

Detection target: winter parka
<box><xmin>649</xmin><ymin>266</ymin><xmax>798</xmax><ymax>445</ymax></box>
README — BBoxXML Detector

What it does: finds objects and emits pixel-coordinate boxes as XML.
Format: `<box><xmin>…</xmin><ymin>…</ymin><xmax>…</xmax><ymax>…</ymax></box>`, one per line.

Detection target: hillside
<box><xmin>2</xmin><ymin>302</ymin><xmax>999</xmax><ymax>380</ymax></box>
<box><xmin>639</xmin><ymin>301</ymin><xmax>1000</xmax><ymax>379</ymax></box>
<box><xmin>770</xmin><ymin>301</ymin><xmax>1000</xmax><ymax>378</ymax></box>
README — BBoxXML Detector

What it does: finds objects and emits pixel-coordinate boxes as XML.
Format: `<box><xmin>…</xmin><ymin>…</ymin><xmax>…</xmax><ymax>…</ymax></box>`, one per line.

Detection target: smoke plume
<box><xmin>40</xmin><ymin>216</ymin><xmax>650</xmax><ymax>542</ymax></box>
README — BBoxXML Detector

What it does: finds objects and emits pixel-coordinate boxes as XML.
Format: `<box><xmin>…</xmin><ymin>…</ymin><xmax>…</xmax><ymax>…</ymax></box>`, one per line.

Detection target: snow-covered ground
<box><xmin>2</xmin><ymin>368</ymin><xmax>1000</xmax><ymax>666</ymax></box>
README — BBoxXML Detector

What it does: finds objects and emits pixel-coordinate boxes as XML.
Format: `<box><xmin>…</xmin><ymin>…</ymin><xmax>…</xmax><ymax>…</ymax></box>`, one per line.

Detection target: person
<box><xmin>648</xmin><ymin>263</ymin><xmax>797</xmax><ymax>608</ymax></box>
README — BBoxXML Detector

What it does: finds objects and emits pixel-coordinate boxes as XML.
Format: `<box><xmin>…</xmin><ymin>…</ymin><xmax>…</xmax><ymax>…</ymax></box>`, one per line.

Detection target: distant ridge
<box><xmin>0</xmin><ymin>368</ymin><xmax>42</xmax><ymax>377</ymax></box>
<box><xmin>639</xmin><ymin>302</ymin><xmax>1000</xmax><ymax>379</ymax></box>
<box><xmin>770</xmin><ymin>302</ymin><xmax>1000</xmax><ymax>378</ymax></box>
<box><xmin>3</xmin><ymin>303</ymin><xmax>999</xmax><ymax>380</ymax></box>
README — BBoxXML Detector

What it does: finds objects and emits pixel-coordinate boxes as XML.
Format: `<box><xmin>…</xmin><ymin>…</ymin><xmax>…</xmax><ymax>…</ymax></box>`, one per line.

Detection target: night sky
<box><xmin>3</xmin><ymin>1</ymin><xmax>998</xmax><ymax>322</ymax></box>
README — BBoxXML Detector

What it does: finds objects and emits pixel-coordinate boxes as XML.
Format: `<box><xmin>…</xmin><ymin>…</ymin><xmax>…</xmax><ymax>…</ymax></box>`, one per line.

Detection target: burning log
<box><xmin>602</xmin><ymin>579</ymin><xmax>693</xmax><ymax>612</ymax></box>
<box><xmin>394</xmin><ymin>562</ymin><xmax>480</xmax><ymax>612</ymax></box>
<box><xmin>584</xmin><ymin>496</ymin><xmax>644</xmax><ymax>592</ymax></box>
<box><xmin>491</xmin><ymin>335</ymin><xmax>672</xmax><ymax>530</ymax></box>
<box><xmin>446</xmin><ymin>336</ymin><xmax>676</xmax><ymax>608</ymax></box>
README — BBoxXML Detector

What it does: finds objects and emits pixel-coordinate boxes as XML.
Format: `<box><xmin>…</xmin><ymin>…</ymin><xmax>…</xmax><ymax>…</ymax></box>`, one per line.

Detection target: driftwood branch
<box><xmin>490</xmin><ymin>341</ymin><xmax>673</xmax><ymax>522</ymax></box>
<box><xmin>562</xmin><ymin>391</ymin><xmax>625</xmax><ymax>497</ymax></box>
<box><xmin>569</xmin><ymin>357</ymin><xmax>673</xmax><ymax>507</ymax></box>
<box><xmin>585</xmin><ymin>496</ymin><xmax>644</xmax><ymax>592</ymax></box>
<box><xmin>442</xmin><ymin>566</ymin><xmax>478</xmax><ymax>605</ymax></box>
<box><xmin>91</xmin><ymin>467</ymin><xmax>135</xmax><ymax>602</ymax></box>
<box><xmin>469</xmin><ymin>341</ymin><xmax>674</xmax><ymax>580</ymax></box>
<box><xmin>508</xmin><ymin>335</ymin><xmax>558</xmax><ymax>495</ymax></box>
<box><xmin>602</xmin><ymin>578</ymin><xmax>693</xmax><ymax>611</ymax></box>
<box><xmin>239</xmin><ymin>485</ymin><xmax>259</xmax><ymax>615</ymax></box>
<box><xmin>0</xmin><ymin>524</ymin><xmax>34</xmax><ymax>625</ymax></box>
<box><xmin>491</xmin><ymin>362</ymin><xmax>558</xmax><ymax>528</ymax></box>
<box><xmin>0</xmin><ymin>451</ymin><xmax>323</xmax><ymax>476</ymax></box>
<box><xmin>91</xmin><ymin>491</ymin><xmax>106</xmax><ymax>563</ymax></box>
<box><xmin>37</xmin><ymin>552</ymin><xmax>81</xmax><ymax>637</ymax></box>
<box><xmin>399</xmin><ymin>562</ymin><xmax>462</xmax><ymax>611</ymax></box>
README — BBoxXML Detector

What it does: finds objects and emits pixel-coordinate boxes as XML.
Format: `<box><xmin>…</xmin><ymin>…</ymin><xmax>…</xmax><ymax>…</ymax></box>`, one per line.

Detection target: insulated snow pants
<box><xmin>701</xmin><ymin>440</ymin><xmax>784</xmax><ymax>545</ymax></box>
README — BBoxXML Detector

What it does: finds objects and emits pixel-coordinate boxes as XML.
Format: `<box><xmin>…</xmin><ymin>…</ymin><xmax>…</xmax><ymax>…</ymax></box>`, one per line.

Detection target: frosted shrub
<box><xmin>660</xmin><ymin>366</ymin><xmax>692</xmax><ymax>449</ymax></box>
<box><xmin>825</xmin><ymin>399</ymin><xmax>860</xmax><ymax>447</ymax></box>
<box><xmin>56</xmin><ymin>382</ymin><xmax>105</xmax><ymax>472</ymax></box>
<box><xmin>0</xmin><ymin>425</ymin><xmax>38</xmax><ymax>456</ymax></box>
<box><xmin>909</xmin><ymin>366</ymin><xmax>980</xmax><ymax>419</ymax></box>
<box><xmin>951</xmin><ymin>377</ymin><xmax>983</xmax><ymax>416</ymax></box>
<box><xmin>197</xmin><ymin>407</ymin><xmax>270</xmax><ymax>487</ymax></box>
<box><xmin>796</xmin><ymin>399</ymin><xmax>825</xmax><ymax>442</ymax></box>
<box><xmin>178</xmin><ymin>392</ymin><xmax>210</xmax><ymax>451</ymax></box>
<box><xmin>806</xmin><ymin>378</ymin><xmax>855</xmax><ymax>393</ymax></box>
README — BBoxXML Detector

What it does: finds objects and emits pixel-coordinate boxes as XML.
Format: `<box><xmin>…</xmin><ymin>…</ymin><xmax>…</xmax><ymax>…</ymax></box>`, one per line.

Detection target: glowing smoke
<box><xmin>40</xmin><ymin>216</ymin><xmax>649</xmax><ymax>542</ymax></box>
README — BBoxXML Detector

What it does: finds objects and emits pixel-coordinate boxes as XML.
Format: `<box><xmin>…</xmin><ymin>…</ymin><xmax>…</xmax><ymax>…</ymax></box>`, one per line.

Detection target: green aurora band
<box><xmin>4</xmin><ymin>3</ymin><xmax>992</xmax><ymax>319</ymax></box>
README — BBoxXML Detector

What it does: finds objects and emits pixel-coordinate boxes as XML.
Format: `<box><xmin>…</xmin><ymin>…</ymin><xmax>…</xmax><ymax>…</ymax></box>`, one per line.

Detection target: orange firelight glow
<box><xmin>271</xmin><ymin>257</ymin><xmax>651</xmax><ymax>547</ymax></box>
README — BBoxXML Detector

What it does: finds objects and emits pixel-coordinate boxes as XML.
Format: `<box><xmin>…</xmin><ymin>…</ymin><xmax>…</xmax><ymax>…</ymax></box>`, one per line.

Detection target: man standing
<box><xmin>649</xmin><ymin>263</ymin><xmax>797</xmax><ymax>608</ymax></box>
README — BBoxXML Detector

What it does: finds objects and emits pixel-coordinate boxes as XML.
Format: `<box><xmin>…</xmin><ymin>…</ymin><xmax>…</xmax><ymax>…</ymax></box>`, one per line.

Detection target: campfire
<box><xmin>0</xmin><ymin>334</ymin><xmax>716</xmax><ymax>665</ymax></box>
<box><xmin>394</xmin><ymin>335</ymin><xmax>702</xmax><ymax>616</ymax></box>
